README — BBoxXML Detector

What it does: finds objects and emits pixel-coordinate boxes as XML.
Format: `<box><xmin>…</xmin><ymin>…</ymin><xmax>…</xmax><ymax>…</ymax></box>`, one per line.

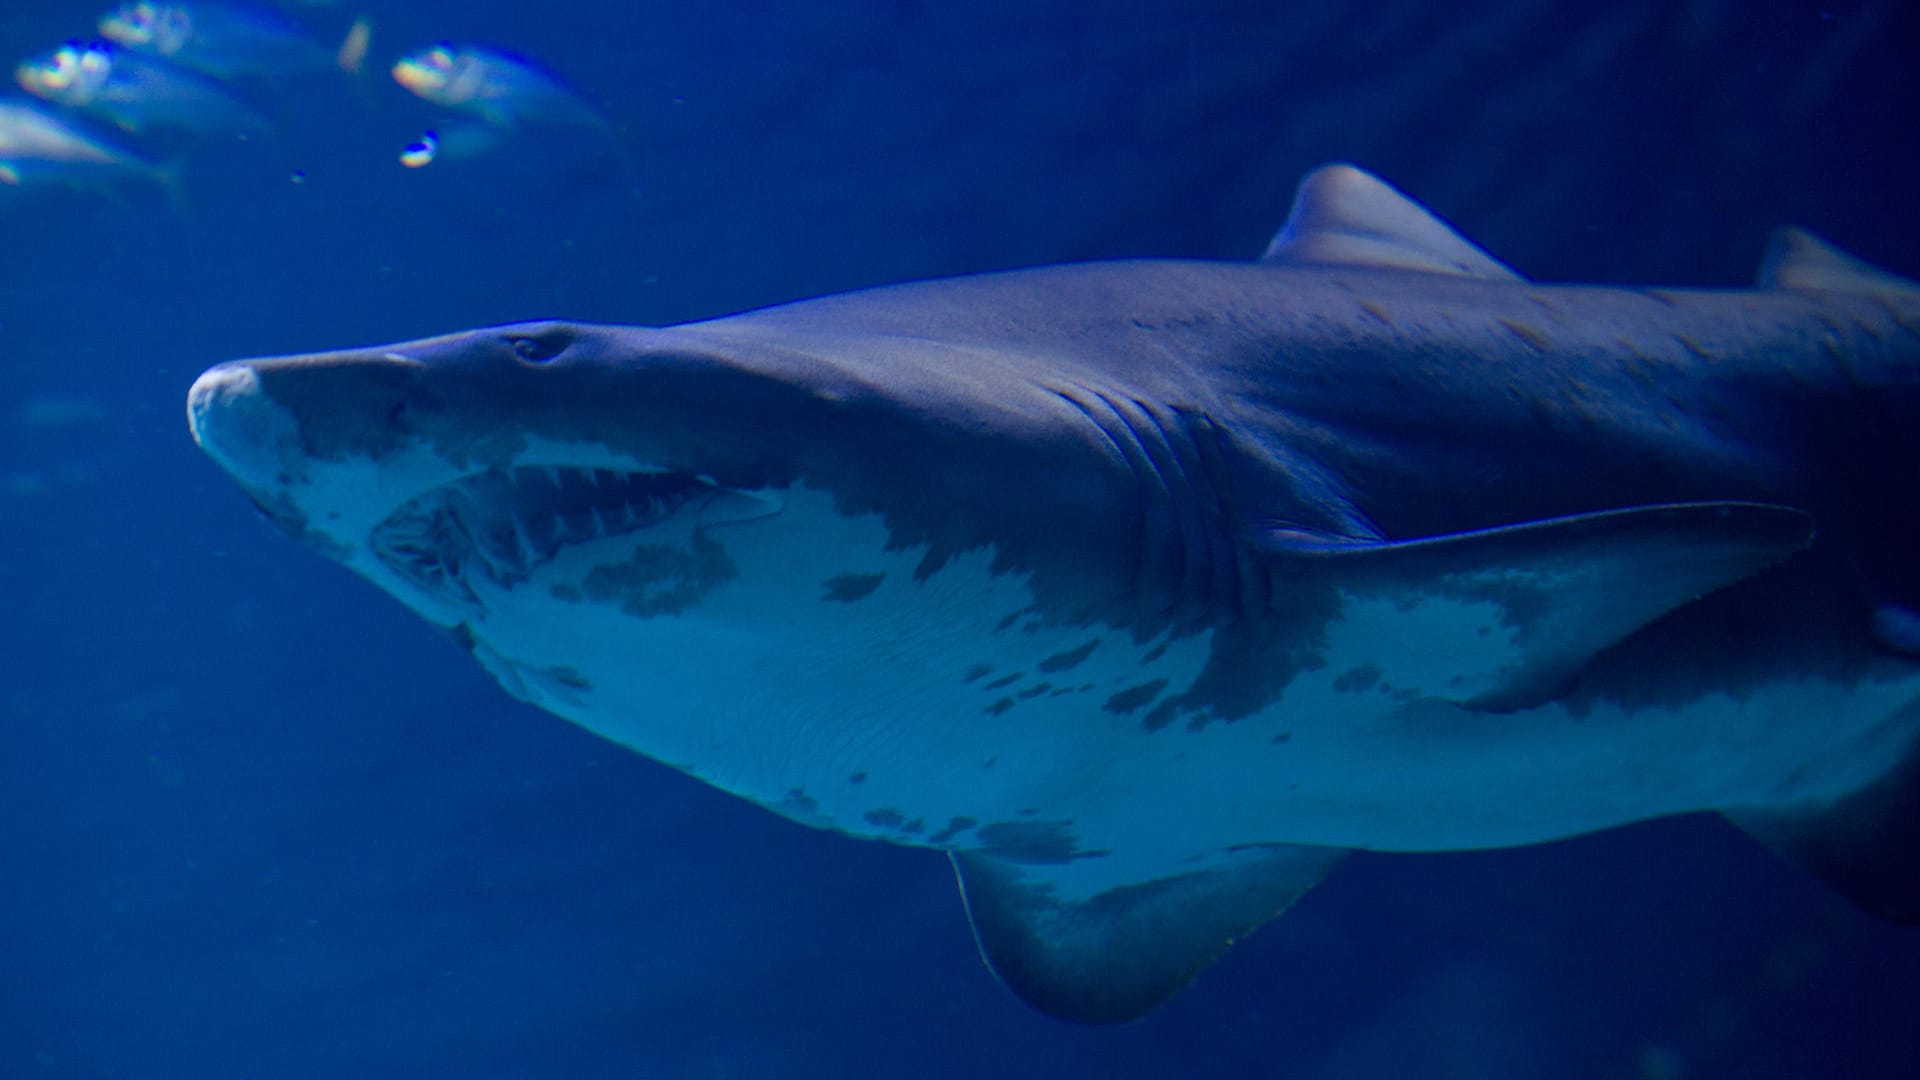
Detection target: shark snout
<box><xmin>187</xmin><ymin>362</ymin><xmax>262</xmax><ymax>441</ymax></box>
<box><xmin>188</xmin><ymin>345</ymin><xmax>436</xmax><ymax>483</ymax></box>
<box><xmin>188</xmin><ymin>349</ymin><xmax>479</xmax><ymax>574</ymax></box>
<box><xmin>187</xmin><ymin>362</ymin><xmax>300</xmax><ymax>491</ymax></box>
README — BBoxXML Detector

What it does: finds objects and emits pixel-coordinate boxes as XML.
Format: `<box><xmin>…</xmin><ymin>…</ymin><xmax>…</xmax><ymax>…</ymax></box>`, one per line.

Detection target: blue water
<box><xmin>3</xmin><ymin>1</ymin><xmax>1918</xmax><ymax>1076</ymax></box>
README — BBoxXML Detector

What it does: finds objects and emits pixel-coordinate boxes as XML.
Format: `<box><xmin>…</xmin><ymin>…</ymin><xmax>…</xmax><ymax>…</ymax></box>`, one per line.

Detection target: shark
<box><xmin>186</xmin><ymin>164</ymin><xmax>1920</xmax><ymax>1022</ymax></box>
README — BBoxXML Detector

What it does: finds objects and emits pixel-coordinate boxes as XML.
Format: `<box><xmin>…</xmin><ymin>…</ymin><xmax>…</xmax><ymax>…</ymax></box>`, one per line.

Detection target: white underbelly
<box><xmin>456</xmin><ymin>487</ymin><xmax>1920</xmax><ymax>860</ymax></box>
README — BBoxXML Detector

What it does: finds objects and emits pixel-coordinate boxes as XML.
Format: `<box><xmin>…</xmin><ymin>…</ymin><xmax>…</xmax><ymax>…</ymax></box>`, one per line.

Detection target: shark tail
<box><xmin>1725</xmin><ymin>730</ymin><xmax>1920</xmax><ymax>924</ymax></box>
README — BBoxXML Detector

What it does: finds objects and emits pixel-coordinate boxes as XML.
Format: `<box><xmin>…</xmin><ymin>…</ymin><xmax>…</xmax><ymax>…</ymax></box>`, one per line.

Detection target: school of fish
<box><xmin>0</xmin><ymin>2</ymin><xmax>613</xmax><ymax>204</ymax></box>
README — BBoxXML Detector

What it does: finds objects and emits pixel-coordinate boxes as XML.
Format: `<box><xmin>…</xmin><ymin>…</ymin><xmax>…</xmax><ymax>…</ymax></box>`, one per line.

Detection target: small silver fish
<box><xmin>16</xmin><ymin>40</ymin><xmax>272</xmax><ymax>139</ymax></box>
<box><xmin>391</xmin><ymin>43</ymin><xmax>607</xmax><ymax>130</ymax></box>
<box><xmin>0</xmin><ymin>98</ymin><xmax>174</xmax><ymax>197</ymax></box>
<box><xmin>98</xmin><ymin>2</ymin><xmax>332</xmax><ymax>80</ymax></box>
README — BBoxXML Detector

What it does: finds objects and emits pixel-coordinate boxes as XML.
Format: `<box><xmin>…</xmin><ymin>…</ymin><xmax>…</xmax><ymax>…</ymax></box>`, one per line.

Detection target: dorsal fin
<box><xmin>1758</xmin><ymin>227</ymin><xmax>1920</xmax><ymax>298</ymax></box>
<box><xmin>1259</xmin><ymin>163</ymin><xmax>1524</xmax><ymax>282</ymax></box>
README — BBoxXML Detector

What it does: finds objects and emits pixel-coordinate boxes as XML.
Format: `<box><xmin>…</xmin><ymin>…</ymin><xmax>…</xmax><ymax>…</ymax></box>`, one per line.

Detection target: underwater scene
<box><xmin>4</xmin><ymin>0</ymin><xmax>1920</xmax><ymax>1076</ymax></box>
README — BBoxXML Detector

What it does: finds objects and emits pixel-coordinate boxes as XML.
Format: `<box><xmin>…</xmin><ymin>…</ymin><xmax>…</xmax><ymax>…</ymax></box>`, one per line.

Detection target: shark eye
<box><xmin>508</xmin><ymin>335</ymin><xmax>565</xmax><ymax>363</ymax></box>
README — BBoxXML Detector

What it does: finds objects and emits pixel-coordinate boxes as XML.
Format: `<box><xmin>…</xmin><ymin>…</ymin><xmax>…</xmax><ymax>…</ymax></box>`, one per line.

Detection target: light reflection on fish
<box><xmin>16</xmin><ymin>40</ymin><xmax>272</xmax><ymax>140</ymax></box>
<box><xmin>397</xmin><ymin>129</ymin><xmax>435</xmax><ymax>168</ymax></box>
<box><xmin>391</xmin><ymin>43</ymin><xmax>607</xmax><ymax>131</ymax></box>
<box><xmin>98</xmin><ymin>1</ymin><xmax>333</xmax><ymax>81</ymax></box>
<box><xmin>397</xmin><ymin>123</ymin><xmax>508</xmax><ymax>169</ymax></box>
<box><xmin>0</xmin><ymin>98</ymin><xmax>174</xmax><ymax>197</ymax></box>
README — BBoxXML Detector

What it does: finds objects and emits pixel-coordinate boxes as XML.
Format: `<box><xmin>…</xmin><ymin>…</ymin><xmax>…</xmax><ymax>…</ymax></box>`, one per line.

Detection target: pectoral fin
<box><xmin>1263</xmin><ymin>501</ymin><xmax>1813</xmax><ymax>711</ymax></box>
<box><xmin>953</xmin><ymin>844</ymin><xmax>1347</xmax><ymax>1024</ymax></box>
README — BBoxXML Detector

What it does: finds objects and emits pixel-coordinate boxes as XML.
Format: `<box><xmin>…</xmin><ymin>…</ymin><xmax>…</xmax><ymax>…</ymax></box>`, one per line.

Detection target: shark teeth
<box><xmin>370</xmin><ymin>466</ymin><xmax>718</xmax><ymax>604</ymax></box>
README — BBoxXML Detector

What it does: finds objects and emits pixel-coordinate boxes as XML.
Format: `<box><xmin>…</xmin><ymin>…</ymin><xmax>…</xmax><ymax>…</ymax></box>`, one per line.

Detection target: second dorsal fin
<box><xmin>1260</xmin><ymin>164</ymin><xmax>1524</xmax><ymax>282</ymax></box>
<box><xmin>1758</xmin><ymin>227</ymin><xmax>1920</xmax><ymax>298</ymax></box>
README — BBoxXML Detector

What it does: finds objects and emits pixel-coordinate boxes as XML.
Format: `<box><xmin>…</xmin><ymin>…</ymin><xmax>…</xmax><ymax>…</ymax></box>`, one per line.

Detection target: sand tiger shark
<box><xmin>187</xmin><ymin>165</ymin><xmax>1920</xmax><ymax>1022</ymax></box>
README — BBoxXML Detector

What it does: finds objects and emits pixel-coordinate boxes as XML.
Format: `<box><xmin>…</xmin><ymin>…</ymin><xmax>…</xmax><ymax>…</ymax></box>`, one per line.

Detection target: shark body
<box><xmin>187</xmin><ymin>166</ymin><xmax>1920</xmax><ymax>1021</ymax></box>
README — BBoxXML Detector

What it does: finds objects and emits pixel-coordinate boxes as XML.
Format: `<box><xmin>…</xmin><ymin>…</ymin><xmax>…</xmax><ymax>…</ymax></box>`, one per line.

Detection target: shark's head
<box><xmin>185</xmin><ymin>318</ymin><xmax>1202</xmax><ymax>775</ymax></box>
<box><xmin>189</xmin><ymin>322</ymin><xmax>804</xmax><ymax>629</ymax></box>
<box><xmin>190</xmin><ymin>317</ymin><xmax>1158</xmax><ymax>601</ymax></box>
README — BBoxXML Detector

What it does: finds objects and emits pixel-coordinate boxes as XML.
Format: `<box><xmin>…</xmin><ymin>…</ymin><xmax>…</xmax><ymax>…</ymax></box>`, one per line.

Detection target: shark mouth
<box><xmin>371</xmin><ymin>466</ymin><xmax>723</xmax><ymax>605</ymax></box>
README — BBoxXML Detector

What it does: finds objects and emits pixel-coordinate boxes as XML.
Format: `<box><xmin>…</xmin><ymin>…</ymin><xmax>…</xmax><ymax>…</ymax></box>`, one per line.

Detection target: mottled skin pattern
<box><xmin>187</xmin><ymin>167</ymin><xmax>1920</xmax><ymax>1022</ymax></box>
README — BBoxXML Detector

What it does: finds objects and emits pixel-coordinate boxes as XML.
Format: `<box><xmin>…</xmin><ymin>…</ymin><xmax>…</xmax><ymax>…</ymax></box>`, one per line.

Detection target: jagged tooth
<box><xmin>607</xmin><ymin>500</ymin><xmax>637</xmax><ymax>531</ymax></box>
<box><xmin>497</xmin><ymin>519</ymin><xmax>527</xmax><ymax>573</ymax></box>
<box><xmin>516</xmin><ymin>507</ymin><xmax>551</xmax><ymax>558</ymax></box>
<box><xmin>505</xmin><ymin>468</ymin><xmax>531</xmax><ymax>500</ymax></box>
<box><xmin>472</xmin><ymin>519</ymin><xmax>516</xmax><ymax>578</ymax></box>
<box><xmin>513</xmin><ymin>512</ymin><xmax>542</xmax><ymax>562</ymax></box>
<box><xmin>557</xmin><ymin>507</ymin><xmax>592</xmax><ymax>542</ymax></box>
<box><xmin>602</xmin><ymin>499</ymin><xmax>641</xmax><ymax>534</ymax></box>
<box><xmin>476</xmin><ymin>546</ymin><xmax>508</xmax><ymax>580</ymax></box>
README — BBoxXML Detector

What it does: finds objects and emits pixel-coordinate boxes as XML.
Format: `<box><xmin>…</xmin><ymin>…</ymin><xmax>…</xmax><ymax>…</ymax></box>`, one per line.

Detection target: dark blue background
<box><xmin>2</xmin><ymin>1</ymin><xmax>1917</xmax><ymax>1076</ymax></box>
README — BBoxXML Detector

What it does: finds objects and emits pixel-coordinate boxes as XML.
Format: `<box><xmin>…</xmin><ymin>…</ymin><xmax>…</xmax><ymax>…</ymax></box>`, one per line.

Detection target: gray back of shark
<box><xmin>187</xmin><ymin>164</ymin><xmax>1920</xmax><ymax>1023</ymax></box>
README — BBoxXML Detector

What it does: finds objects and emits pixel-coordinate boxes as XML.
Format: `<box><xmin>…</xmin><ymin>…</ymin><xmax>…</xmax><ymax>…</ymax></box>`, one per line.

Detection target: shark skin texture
<box><xmin>186</xmin><ymin>165</ymin><xmax>1920</xmax><ymax>1023</ymax></box>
